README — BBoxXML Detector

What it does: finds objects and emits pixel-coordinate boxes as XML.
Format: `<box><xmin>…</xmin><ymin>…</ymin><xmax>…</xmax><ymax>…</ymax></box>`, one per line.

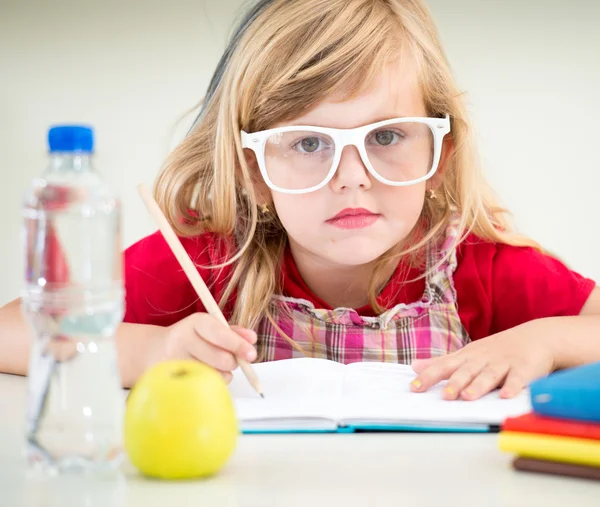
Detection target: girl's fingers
<box><xmin>219</xmin><ymin>370</ymin><xmax>233</xmax><ymax>384</ymax></box>
<box><xmin>442</xmin><ymin>360</ymin><xmax>488</xmax><ymax>400</ymax></box>
<box><xmin>499</xmin><ymin>369</ymin><xmax>528</xmax><ymax>399</ymax></box>
<box><xmin>460</xmin><ymin>363</ymin><xmax>510</xmax><ymax>400</ymax></box>
<box><xmin>186</xmin><ymin>337</ymin><xmax>240</xmax><ymax>373</ymax></box>
<box><xmin>411</xmin><ymin>350</ymin><xmax>463</xmax><ymax>374</ymax></box>
<box><xmin>411</xmin><ymin>357</ymin><xmax>439</xmax><ymax>373</ymax></box>
<box><xmin>191</xmin><ymin>314</ymin><xmax>257</xmax><ymax>362</ymax></box>
<box><xmin>230</xmin><ymin>325</ymin><xmax>258</xmax><ymax>345</ymax></box>
<box><xmin>410</xmin><ymin>354</ymin><xmax>465</xmax><ymax>392</ymax></box>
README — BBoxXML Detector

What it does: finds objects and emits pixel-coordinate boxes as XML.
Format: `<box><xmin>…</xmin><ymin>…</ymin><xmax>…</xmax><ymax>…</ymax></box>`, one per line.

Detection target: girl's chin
<box><xmin>322</xmin><ymin>243</ymin><xmax>394</xmax><ymax>267</ymax></box>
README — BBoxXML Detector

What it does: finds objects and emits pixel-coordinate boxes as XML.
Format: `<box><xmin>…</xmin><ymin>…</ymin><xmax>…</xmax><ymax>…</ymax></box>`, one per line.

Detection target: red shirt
<box><xmin>123</xmin><ymin>231</ymin><xmax>596</xmax><ymax>340</ymax></box>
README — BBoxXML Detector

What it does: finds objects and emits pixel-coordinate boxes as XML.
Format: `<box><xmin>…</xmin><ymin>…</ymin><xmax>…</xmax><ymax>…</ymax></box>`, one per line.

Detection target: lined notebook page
<box><xmin>339</xmin><ymin>362</ymin><xmax>531</xmax><ymax>425</ymax></box>
<box><xmin>229</xmin><ymin>358</ymin><xmax>344</xmax><ymax>427</ymax></box>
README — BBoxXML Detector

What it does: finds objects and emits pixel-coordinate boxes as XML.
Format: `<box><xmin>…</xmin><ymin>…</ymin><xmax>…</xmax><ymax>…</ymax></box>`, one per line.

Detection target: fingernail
<box><xmin>444</xmin><ymin>386</ymin><xmax>456</xmax><ymax>398</ymax></box>
<box><xmin>246</xmin><ymin>348</ymin><xmax>257</xmax><ymax>362</ymax></box>
<box><xmin>411</xmin><ymin>379</ymin><xmax>422</xmax><ymax>390</ymax></box>
<box><xmin>464</xmin><ymin>389</ymin><xmax>475</xmax><ymax>399</ymax></box>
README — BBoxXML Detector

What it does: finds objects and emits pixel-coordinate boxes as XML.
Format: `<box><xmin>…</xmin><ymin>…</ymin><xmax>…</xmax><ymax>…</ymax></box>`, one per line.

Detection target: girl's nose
<box><xmin>329</xmin><ymin>146</ymin><xmax>372</xmax><ymax>192</ymax></box>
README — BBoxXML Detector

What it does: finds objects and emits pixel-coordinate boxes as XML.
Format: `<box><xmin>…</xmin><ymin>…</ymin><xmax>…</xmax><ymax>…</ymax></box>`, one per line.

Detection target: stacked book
<box><xmin>499</xmin><ymin>361</ymin><xmax>600</xmax><ymax>481</ymax></box>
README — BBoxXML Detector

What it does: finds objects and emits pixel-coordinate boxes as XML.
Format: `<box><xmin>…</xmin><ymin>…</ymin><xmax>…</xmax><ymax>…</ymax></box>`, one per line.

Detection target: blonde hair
<box><xmin>154</xmin><ymin>0</ymin><xmax>539</xmax><ymax>341</ymax></box>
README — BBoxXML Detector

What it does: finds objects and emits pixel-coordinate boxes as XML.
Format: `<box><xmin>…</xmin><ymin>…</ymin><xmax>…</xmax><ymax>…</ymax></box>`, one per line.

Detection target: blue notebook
<box><xmin>229</xmin><ymin>358</ymin><xmax>531</xmax><ymax>433</ymax></box>
<box><xmin>530</xmin><ymin>361</ymin><xmax>600</xmax><ymax>423</ymax></box>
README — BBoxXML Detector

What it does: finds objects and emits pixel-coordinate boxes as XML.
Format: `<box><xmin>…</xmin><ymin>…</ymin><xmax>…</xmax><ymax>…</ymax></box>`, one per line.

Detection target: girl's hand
<box><xmin>154</xmin><ymin>313</ymin><xmax>258</xmax><ymax>383</ymax></box>
<box><xmin>409</xmin><ymin>324</ymin><xmax>557</xmax><ymax>400</ymax></box>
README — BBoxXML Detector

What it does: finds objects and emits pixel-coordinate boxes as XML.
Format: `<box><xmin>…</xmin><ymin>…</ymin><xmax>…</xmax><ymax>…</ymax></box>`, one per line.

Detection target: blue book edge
<box><xmin>241</xmin><ymin>424</ymin><xmax>496</xmax><ymax>434</ymax></box>
<box><xmin>530</xmin><ymin>361</ymin><xmax>600</xmax><ymax>423</ymax></box>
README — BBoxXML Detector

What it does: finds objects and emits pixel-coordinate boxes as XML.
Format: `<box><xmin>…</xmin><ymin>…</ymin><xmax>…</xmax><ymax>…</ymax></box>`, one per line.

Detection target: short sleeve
<box><xmin>490</xmin><ymin>243</ymin><xmax>596</xmax><ymax>334</ymax></box>
<box><xmin>123</xmin><ymin>231</ymin><xmax>235</xmax><ymax>327</ymax></box>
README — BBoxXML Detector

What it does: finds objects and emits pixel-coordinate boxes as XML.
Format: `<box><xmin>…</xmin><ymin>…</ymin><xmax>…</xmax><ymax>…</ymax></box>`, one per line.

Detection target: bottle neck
<box><xmin>48</xmin><ymin>153</ymin><xmax>94</xmax><ymax>173</ymax></box>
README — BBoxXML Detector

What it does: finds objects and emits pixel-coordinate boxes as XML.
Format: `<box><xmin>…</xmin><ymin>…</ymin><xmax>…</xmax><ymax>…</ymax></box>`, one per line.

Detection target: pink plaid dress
<box><xmin>256</xmin><ymin>217</ymin><xmax>471</xmax><ymax>364</ymax></box>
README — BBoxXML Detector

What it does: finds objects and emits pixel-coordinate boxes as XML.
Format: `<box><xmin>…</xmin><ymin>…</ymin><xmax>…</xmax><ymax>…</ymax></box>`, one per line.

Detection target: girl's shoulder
<box><xmin>125</xmin><ymin>229</ymin><xmax>234</xmax><ymax>267</ymax></box>
<box><xmin>454</xmin><ymin>233</ymin><xmax>596</xmax><ymax>338</ymax></box>
<box><xmin>455</xmin><ymin>231</ymin><xmax>588</xmax><ymax>281</ymax></box>
<box><xmin>123</xmin><ymin>230</ymin><xmax>236</xmax><ymax>326</ymax></box>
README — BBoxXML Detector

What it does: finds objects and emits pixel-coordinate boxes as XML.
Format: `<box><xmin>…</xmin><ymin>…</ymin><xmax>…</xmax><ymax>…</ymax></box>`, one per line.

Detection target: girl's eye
<box><xmin>370</xmin><ymin>129</ymin><xmax>404</xmax><ymax>146</ymax></box>
<box><xmin>294</xmin><ymin>136</ymin><xmax>327</xmax><ymax>153</ymax></box>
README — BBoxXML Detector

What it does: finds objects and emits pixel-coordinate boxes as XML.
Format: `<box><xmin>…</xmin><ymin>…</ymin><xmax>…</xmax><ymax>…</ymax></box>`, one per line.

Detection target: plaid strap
<box><xmin>257</xmin><ymin>215</ymin><xmax>470</xmax><ymax>364</ymax></box>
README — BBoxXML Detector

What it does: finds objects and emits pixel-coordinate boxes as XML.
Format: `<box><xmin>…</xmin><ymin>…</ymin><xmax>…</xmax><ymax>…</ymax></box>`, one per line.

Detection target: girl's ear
<box><xmin>243</xmin><ymin>148</ymin><xmax>272</xmax><ymax>205</ymax></box>
<box><xmin>243</xmin><ymin>147</ymin><xmax>259</xmax><ymax>173</ymax></box>
<box><xmin>430</xmin><ymin>134</ymin><xmax>454</xmax><ymax>190</ymax></box>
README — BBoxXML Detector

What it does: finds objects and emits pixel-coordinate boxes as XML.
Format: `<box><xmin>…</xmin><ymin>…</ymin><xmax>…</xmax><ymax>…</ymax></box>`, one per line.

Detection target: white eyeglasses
<box><xmin>241</xmin><ymin>115</ymin><xmax>450</xmax><ymax>194</ymax></box>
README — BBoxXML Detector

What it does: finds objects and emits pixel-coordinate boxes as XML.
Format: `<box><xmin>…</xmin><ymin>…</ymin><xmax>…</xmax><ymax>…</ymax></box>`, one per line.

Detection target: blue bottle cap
<box><xmin>48</xmin><ymin>125</ymin><xmax>94</xmax><ymax>153</ymax></box>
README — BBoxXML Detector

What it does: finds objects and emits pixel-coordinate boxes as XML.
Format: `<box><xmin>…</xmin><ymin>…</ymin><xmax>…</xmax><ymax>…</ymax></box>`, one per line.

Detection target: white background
<box><xmin>1</xmin><ymin>0</ymin><xmax>598</xmax><ymax>305</ymax></box>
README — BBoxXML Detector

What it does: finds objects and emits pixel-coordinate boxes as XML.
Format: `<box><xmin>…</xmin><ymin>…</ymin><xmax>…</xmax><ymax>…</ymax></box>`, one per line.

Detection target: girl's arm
<box><xmin>0</xmin><ymin>298</ymin><xmax>257</xmax><ymax>388</ymax></box>
<box><xmin>0</xmin><ymin>298</ymin><xmax>166</xmax><ymax>387</ymax></box>
<box><xmin>410</xmin><ymin>287</ymin><xmax>600</xmax><ymax>400</ymax></box>
<box><xmin>549</xmin><ymin>286</ymin><xmax>600</xmax><ymax>368</ymax></box>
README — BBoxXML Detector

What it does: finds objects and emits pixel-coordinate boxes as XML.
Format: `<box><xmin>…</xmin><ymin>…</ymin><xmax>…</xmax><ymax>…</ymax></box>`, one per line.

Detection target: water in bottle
<box><xmin>21</xmin><ymin>125</ymin><xmax>125</xmax><ymax>474</ymax></box>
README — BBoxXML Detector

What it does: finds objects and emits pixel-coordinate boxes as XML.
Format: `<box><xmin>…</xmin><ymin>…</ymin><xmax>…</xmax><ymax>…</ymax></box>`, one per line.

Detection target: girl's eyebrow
<box><xmin>282</xmin><ymin>113</ymin><xmax>415</xmax><ymax>128</ymax></box>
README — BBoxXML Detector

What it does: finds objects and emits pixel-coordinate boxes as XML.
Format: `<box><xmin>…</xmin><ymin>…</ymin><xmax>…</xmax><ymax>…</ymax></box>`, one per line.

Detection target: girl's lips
<box><xmin>327</xmin><ymin>212</ymin><xmax>381</xmax><ymax>229</ymax></box>
<box><xmin>327</xmin><ymin>207</ymin><xmax>376</xmax><ymax>221</ymax></box>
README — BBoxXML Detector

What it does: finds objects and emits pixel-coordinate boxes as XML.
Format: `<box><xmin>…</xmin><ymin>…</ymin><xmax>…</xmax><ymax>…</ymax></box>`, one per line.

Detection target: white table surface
<box><xmin>1</xmin><ymin>373</ymin><xmax>598</xmax><ymax>507</ymax></box>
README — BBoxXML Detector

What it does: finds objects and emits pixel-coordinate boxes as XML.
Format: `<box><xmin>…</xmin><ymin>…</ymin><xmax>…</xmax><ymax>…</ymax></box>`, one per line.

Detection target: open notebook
<box><xmin>229</xmin><ymin>358</ymin><xmax>531</xmax><ymax>433</ymax></box>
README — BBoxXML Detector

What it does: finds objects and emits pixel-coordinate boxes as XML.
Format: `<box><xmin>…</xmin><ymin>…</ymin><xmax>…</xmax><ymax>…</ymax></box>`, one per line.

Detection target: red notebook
<box><xmin>502</xmin><ymin>412</ymin><xmax>600</xmax><ymax>440</ymax></box>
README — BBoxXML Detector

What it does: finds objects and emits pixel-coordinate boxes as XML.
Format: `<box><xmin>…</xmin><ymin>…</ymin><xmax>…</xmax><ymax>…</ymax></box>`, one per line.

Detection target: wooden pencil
<box><xmin>137</xmin><ymin>183</ymin><xmax>264</xmax><ymax>397</ymax></box>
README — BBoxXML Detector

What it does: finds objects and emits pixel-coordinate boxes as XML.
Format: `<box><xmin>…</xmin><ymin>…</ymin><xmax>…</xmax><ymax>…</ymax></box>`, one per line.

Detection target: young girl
<box><xmin>2</xmin><ymin>0</ymin><xmax>600</xmax><ymax>401</ymax></box>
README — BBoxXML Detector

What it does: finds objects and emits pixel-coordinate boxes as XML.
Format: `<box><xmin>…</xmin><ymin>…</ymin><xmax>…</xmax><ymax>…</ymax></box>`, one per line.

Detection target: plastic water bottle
<box><xmin>21</xmin><ymin>125</ymin><xmax>125</xmax><ymax>474</ymax></box>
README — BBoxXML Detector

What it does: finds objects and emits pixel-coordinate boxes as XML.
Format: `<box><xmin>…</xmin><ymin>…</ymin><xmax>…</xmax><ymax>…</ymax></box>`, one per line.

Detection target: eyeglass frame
<box><xmin>240</xmin><ymin>114</ymin><xmax>451</xmax><ymax>195</ymax></box>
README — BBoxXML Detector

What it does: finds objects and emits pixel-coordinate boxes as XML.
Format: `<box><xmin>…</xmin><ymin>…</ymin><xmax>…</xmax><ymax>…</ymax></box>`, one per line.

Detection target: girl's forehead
<box><xmin>275</xmin><ymin>61</ymin><xmax>426</xmax><ymax>129</ymax></box>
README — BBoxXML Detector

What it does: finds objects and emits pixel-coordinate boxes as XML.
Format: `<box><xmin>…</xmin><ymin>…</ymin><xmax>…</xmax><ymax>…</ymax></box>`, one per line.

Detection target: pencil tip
<box><xmin>260</xmin><ymin>393</ymin><xmax>265</xmax><ymax>398</ymax></box>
